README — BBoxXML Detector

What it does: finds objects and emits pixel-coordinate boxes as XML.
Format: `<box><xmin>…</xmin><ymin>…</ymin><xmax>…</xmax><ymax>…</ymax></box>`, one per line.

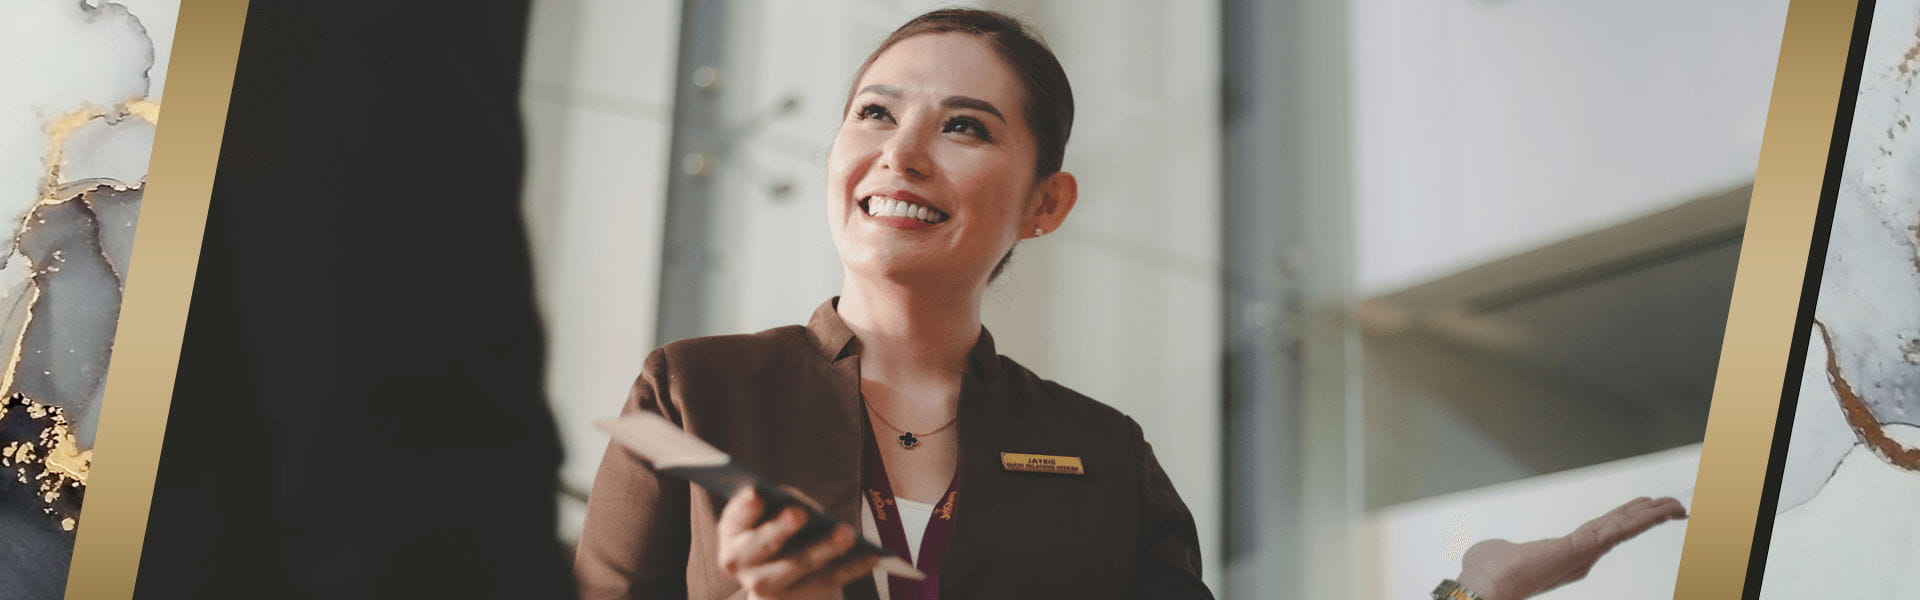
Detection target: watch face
<box><xmin>1430</xmin><ymin>580</ymin><xmax>1478</xmax><ymax>600</ymax></box>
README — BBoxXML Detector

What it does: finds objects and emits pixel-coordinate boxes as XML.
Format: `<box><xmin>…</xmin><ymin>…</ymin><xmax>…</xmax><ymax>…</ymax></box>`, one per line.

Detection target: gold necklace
<box><xmin>865</xmin><ymin>403</ymin><xmax>957</xmax><ymax>449</ymax></box>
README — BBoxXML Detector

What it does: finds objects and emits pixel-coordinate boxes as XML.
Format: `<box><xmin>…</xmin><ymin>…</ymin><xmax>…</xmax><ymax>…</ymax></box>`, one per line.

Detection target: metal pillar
<box><xmin>1221</xmin><ymin>0</ymin><xmax>1357</xmax><ymax>597</ymax></box>
<box><xmin>655</xmin><ymin>0</ymin><xmax>734</xmax><ymax>343</ymax></box>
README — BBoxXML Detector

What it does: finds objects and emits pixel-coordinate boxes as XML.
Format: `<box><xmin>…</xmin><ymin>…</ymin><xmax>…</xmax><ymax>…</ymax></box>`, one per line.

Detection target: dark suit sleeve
<box><xmin>1125</xmin><ymin>417</ymin><xmax>1215</xmax><ymax>599</ymax></box>
<box><xmin>576</xmin><ymin>349</ymin><xmax>692</xmax><ymax>599</ymax></box>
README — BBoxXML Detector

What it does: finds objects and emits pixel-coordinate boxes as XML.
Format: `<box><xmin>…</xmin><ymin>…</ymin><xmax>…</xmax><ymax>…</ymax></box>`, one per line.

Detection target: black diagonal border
<box><xmin>1742</xmin><ymin>0</ymin><xmax>1880</xmax><ymax>596</ymax></box>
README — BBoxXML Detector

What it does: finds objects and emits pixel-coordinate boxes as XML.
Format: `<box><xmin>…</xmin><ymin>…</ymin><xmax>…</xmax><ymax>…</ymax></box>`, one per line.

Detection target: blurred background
<box><xmin>519</xmin><ymin>0</ymin><xmax>1789</xmax><ymax>597</ymax></box>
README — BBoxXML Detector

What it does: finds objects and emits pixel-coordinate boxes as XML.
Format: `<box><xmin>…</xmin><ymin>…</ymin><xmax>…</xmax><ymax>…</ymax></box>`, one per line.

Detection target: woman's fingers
<box><xmin>1603</xmin><ymin>497</ymin><xmax>1687</xmax><ymax>544</ymax></box>
<box><xmin>713</xmin><ymin>486</ymin><xmax>882</xmax><ymax>595</ymax></box>
<box><xmin>1651</xmin><ymin>497</ymin><xmax>1689</xmax><ymax>520</ymax></box>
<box><xmin>727</xmin><ymin>506</ymin><xmax>809</xmax><ymax>569</ymax></box>
<box><xmin>1603</xmin><ymin>497</ymin><xmax>1652</xmax><ymax>521</ymax></box>
<box><xmin>736</xmin><ymin>524</ymin><xmax>861</xmax><ymax>593</ymax></box>
<box><xmin>1572</xmin><ymin>496</ymin><xmax>1689</xmax><ymax>552</ymax></box>
<box><xmin>717</xmin><ymin>486</ymin><xmax>807</xmax><ymax>574</ymax></box>
<box><xmin>717</xmin><ymin>487</ymin><xmax>763</xmax><ymax>538</ymax></box>
<box><xmin>805</xmin><ymin>552</ymin><xmax>884</xmax><ymax>590</ymax></box>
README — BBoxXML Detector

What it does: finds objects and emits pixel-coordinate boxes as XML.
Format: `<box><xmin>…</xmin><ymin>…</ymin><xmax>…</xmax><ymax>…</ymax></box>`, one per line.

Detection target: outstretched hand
<box><xmin>1455</xmin><ymin>496</ymin><xmax>1688</xmax><ymax>600</ymax></box>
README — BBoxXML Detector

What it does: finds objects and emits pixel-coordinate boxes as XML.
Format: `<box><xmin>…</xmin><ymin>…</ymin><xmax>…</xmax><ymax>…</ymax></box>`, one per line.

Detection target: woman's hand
<box><xmin>716</xmin><ymin>487</ymin><xmax>880</xmax><ymax>600</ymax></box>
<box><xmin>1455</xmin><ymin>496</ymin><xmax>1688</xmax><ymax>600</ymax></box>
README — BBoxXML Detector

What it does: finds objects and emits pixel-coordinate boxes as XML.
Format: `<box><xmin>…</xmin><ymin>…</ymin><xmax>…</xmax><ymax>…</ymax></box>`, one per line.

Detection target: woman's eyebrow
<box><xmin>943</xmin><ymin>96</ymin><xmax>1005</xmax><ymax>123</ymax></box>
<box><xmin>857</xmin><ymin>85</ymin><xmax>1005</xmax><ymax>123</ymax></box>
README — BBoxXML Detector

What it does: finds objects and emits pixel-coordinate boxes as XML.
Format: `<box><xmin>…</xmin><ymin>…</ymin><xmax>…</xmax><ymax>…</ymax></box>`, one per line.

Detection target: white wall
<box><xmin>1349</xmin><ymin>0</ymin><xmax>1790</xmax><ymax>295</ymax></box>
<box><xmin>520</xmin><ymin>0</ymin><xmax>680</xmax><ymax>538</ymax></box>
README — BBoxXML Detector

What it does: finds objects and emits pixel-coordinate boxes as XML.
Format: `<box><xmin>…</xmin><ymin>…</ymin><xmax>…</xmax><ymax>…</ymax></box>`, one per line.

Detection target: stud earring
<box><xmin>1033</xmin><ymin>227</ymin><xmax>1044</xmax><ymax>237</ymax></box>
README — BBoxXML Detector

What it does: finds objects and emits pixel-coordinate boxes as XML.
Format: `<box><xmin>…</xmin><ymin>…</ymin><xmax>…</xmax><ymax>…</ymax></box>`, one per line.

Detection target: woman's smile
<box><xmin>859</xmin><ymin>190</ymin><xmax>951</xmax><ymax>230</ymax></box>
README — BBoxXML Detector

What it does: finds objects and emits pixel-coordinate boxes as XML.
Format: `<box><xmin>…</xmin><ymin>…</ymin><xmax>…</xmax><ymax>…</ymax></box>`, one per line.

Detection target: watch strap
<box><xmin>1431</xmin><ymin>579</ymin><xmax>1485</xmax><ymax>600</ymax></box>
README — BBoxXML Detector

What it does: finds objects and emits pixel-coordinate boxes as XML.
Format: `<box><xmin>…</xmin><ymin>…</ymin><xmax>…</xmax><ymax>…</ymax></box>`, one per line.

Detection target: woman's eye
<box><xmin>943</xmin><ymin>117</ymin><xmax>991</xmax><ymax>141</ymax></box>
<box><xmin>855</xmin><ymin>104</ymin><xmax>893</xmax><ymax>122</ymax></box>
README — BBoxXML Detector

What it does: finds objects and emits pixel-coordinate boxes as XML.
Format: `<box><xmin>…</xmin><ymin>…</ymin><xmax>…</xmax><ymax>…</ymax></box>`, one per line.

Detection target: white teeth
<box><xmin>863</xmin><ymin>196</ymin><xmax>946</xmax><ymax>224</ymax></box>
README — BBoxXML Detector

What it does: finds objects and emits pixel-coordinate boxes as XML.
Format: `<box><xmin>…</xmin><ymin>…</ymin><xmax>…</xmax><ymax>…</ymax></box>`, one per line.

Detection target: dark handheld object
<box><xmin>664</xmin><ymin>463</ymin><xmax>905</xmax><ymax>564</ymax></box>
<box><xmin>598</xmin><ymin>415</ymin><xmax>922</xmax><ymax>579</ymax></box>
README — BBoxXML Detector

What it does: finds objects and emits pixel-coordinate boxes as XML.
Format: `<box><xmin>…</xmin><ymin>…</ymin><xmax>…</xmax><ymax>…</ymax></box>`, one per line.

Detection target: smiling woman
<box><xmin>573</xmin><ymin>9</ymin><xmax>1205</xmax><ymax>600</ymax></box>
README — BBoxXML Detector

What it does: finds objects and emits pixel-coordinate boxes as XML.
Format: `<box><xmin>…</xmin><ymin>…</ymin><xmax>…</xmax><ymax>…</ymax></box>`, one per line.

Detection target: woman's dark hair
<box><xmin>845</xmin><ymin>9</ymin><xmax>1075</xmax><ymax>279</ymax></box>
<box><xmin>846</xmin><ymin>9</ymin><xmax>1075</xmax><ymax>176</ymax></box>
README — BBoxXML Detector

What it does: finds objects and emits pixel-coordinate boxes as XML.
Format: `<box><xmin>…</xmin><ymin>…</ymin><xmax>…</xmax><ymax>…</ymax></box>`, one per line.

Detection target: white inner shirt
<box><xmin>894</xmin><ymin>497</ymin><xmax>935</xmax><ymax>560</ymax></box>
<box><xmin>861</xmin><ymin>496</ymin><xmax>937</xmax><ymax>599</ymax></box>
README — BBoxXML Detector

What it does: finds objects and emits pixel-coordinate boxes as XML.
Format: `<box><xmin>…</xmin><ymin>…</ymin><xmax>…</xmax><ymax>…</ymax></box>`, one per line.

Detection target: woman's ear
<box><xmin>1027</xmin><ymin>171</ymin><xmax>1078</xmax><ymax>238</ymax></box>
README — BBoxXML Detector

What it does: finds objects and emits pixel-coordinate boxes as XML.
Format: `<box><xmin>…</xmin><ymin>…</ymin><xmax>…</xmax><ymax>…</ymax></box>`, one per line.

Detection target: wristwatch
<box><xmin>1431</xmin><ymin>579</ymin><xmax>1485</xmax><ymax>600</ymax></box>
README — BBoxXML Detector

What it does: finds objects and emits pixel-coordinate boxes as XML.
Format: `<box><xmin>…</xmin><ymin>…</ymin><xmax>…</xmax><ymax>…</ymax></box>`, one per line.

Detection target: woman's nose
<box><xmin>877</xmin><ymin>126</ymin><xmax>933</xmax><ymax>179</ymax></box>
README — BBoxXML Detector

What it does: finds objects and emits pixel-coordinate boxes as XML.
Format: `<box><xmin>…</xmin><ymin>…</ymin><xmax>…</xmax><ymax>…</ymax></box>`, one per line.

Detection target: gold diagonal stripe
<box><xmin>1673</xmin><ymin>0</ymin><xmax>1863</xmax><ymax>597</ymax></box>
<box><xmin>62</xmin><ymin>1</ymin><xmax>251</xmax><ymax>598</ymax></box>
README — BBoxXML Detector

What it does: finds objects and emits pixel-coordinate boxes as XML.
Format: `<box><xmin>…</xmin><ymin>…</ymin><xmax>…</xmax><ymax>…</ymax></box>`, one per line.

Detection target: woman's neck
<box><xmin>836</xmin><ymin>277</ymin><xmax>980</xmax><ymax>386</ymax></box>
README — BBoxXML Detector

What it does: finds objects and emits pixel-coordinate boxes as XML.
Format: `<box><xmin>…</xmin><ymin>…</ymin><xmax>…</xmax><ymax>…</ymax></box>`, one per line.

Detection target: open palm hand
<box><xmin>1455</xmin><ymin>496</ymin><xmax>1688</xmax><ymax>600</ymax></box>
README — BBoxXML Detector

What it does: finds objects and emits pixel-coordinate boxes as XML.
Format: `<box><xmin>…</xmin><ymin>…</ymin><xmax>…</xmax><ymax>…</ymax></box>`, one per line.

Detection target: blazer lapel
<box><xmin>824</xmin><ymin>352</ymin><xmax>886</xmax><ymax>600</ymax></box>
<box><xmin>936</xmin><ymin>374</ymin><xmax>1007</xmax><ymax>596</ymax></box>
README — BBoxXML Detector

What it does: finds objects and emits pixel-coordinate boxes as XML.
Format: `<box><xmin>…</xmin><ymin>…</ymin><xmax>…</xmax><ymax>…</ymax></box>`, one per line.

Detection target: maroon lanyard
<box><xmin>862</xmin><ymin>425</ymin><xmax>960</xmax><ymax>600</ymax></box>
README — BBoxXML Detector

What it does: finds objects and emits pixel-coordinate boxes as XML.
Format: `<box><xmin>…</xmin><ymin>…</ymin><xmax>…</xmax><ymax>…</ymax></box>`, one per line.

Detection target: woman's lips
<box><xmin>868</xmin><ymin>213</ymin><xmax>934</xmax><ymax>230</ymax></box>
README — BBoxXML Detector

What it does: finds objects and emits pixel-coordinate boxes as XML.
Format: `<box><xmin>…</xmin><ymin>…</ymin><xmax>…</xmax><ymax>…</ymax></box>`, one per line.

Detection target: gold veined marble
<box><xmin>0</xmin><ymin>2</ymin><xmax>175</xmax><ymax>596</ymax></box>
<box><xmin>124</xmin><ymin>99</ymin><xmax>161</xmax><ymax>125</ymax></box>
<box><xmin>0</xmin><ymin>98</ymin><xmax>162</xmax><ymax>452</ymax></box>
<box><xmin>1753</xmin><ymin>1</ymin><xmax>1920</xmax><ymax>595</ymax></box>
<box><xmin>39</xmin><ymin>108</ymin><xmax>100</xmax><ymax>195</ymax></box>
<box><xmin>0</xmin><ymin>394</ymin><xmax>87</xmax><ymax>529</ymax></box>
<box><xmin>1818</xmin><ymin>321</ymin><xmax>1920</xmax><ymax>472</ymax></box>
<box><xmin>43</xmin><ymin>422</ymin><xmax>90</xmax><ymax>485</ymax></box>
<box><xmin>44</xmin><ymin>101</ymin><xmax>160</xmax><ymax>200</ymax></box>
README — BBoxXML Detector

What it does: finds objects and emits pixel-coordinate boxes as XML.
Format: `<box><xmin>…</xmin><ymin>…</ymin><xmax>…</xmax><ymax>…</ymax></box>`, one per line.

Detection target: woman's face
<box><xmin>827</xmin><ymin>33</ymin><xmax>1067</xmax><ymax>289</ymax></box>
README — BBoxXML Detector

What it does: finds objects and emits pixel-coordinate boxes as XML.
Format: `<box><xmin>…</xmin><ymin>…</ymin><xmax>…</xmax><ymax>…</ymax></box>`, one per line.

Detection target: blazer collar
<box><xmin>805</xmin><ymin>297</ymin><xmax>1002</xmax><ymax>380</ymax></box>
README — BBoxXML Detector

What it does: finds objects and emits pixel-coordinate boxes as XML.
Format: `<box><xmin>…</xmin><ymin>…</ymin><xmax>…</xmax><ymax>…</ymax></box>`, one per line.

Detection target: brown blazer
<box><xmin>575</xmin><ymin>299</ymin><xmax>1212</xmax><ymax>599</ymax></box>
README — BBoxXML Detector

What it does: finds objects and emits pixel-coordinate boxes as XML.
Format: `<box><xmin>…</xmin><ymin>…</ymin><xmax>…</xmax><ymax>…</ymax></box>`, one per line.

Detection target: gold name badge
<box><xmin>1000</xmin><ymin>452</ymin><xmax>1085</xmax><ymax>476</ymax></box>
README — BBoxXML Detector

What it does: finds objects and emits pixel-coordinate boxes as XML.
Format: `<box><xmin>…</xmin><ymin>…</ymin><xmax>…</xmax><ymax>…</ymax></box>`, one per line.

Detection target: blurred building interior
<box><xmin>516</xmin><ymin>0</ymin><xmax>1790</xmax><ymax>598</ymax></box>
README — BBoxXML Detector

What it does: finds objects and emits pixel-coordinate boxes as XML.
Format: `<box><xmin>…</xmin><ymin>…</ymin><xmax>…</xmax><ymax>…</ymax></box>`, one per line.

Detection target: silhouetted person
<box><xmin>135</xmin><ymin>2</ymin><xmax>571</xmax><ymax>597</ymax></box>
